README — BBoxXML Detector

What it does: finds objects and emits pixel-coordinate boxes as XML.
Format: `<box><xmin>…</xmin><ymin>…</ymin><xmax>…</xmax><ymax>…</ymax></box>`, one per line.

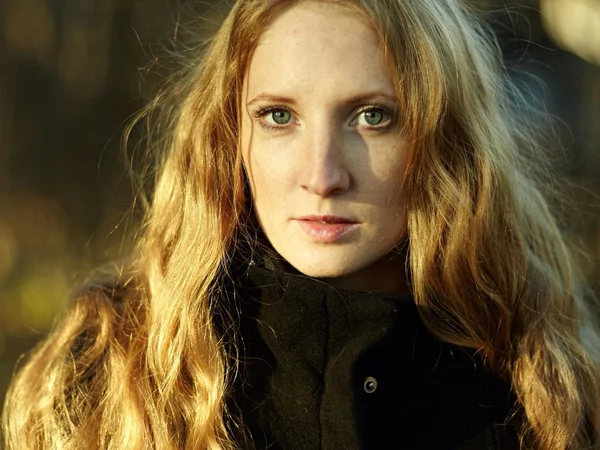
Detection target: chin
<box><xmin>296</xmin><ymin>265</ymin><xmax>353</xmax><ymax>279</ymax></box>
<box><xmin>284</xmin><ymin>250</ymin><xmax>367</xmax><ymax>280</ymax></box>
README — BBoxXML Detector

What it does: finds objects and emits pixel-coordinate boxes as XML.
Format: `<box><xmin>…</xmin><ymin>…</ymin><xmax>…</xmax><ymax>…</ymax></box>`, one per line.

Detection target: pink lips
<box><xmin>295</xmin><ymin>215</ymin><xmax>359</xmax><ymax>243</ymax></box>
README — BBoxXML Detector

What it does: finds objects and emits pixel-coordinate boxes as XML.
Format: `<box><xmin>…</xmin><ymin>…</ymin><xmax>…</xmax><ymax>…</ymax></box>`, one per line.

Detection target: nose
<box><xmin>298</xmin><ymin>124</ymin><xmax>350</xmax><ymax>197</ymax></box>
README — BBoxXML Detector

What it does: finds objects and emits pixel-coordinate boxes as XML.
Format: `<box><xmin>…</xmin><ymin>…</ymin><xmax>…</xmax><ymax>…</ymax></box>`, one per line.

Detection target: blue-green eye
<box><xmin>266</xmin><ymin>109</ymin><xmax>292</xmax><ymax>125</ymax></box>
<box><xmin>354</xmin><ymin>107</ymin><xmax>392</xmax><ymax>127</ymax></box>
<box><xmin>363</xmin><ymin>110</ymin><xmax>383</xmax><ymax>125</ymax></box>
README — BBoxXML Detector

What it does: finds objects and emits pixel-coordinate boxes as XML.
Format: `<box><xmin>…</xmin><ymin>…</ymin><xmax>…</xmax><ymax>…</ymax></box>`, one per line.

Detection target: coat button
<box><xmin>363</xmin><ymin>377</ymin><xmax>378</xmax><ymax>394</ymax></box>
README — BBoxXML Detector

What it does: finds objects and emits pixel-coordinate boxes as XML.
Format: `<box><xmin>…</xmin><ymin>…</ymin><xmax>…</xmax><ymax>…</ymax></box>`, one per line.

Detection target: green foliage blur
<box><xmin>1</xmin><ymin>0</ymin><xmax>599</xmax><ymax>430</ymax></box>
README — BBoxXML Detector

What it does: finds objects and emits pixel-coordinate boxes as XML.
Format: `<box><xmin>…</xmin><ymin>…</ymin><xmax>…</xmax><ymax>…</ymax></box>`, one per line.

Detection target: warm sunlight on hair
<box><xmin>2</xmin><ymin>1</ymin><xmax>599</xmax><ymax>449</ymax></box>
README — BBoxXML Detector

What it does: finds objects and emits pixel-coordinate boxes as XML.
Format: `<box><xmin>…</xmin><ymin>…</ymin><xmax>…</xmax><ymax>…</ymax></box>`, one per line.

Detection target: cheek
<box><xmin>241</xmin><ymin>118</ymin><xmax>267</xmax><ymax>198</ymax></box>
<box><xmin>368</xmin><ymin>145</ymin><xmax>409</xmax><ymax>207</ymax></box>
<box><xmin>241</xmin><ymin>128</ymin><xmax>295</xmax><ymax>211</ymax></box>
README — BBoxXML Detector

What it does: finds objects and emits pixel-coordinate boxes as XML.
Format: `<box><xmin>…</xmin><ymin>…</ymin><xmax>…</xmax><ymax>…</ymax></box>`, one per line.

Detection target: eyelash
<box><xmin>352</xmin><ymin>104</ymin><xmax>395</xmax><ymax>128</ymax></box>
<box><xmin>251</xmin><ymin>104</ymin><xmax>395</xmax><ymax>132</ymax></box>
<box><xmin>251</xmin><ymin>105</ymin><xmax>295</xmax><ymax>131</ymax></box>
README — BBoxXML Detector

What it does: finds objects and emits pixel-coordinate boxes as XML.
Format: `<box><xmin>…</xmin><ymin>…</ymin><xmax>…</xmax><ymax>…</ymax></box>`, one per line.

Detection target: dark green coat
<box><xmin>225</xmin><ymin>255</ymin><xmax>522</xmax><ymax>450</ymax></box>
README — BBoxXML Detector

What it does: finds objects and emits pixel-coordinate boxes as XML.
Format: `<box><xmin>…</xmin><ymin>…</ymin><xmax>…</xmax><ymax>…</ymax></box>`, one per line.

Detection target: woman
<box><xmin>3</xmin><ymin>0</ymin><xmax>600</xmax><ymax>449</ymax></box>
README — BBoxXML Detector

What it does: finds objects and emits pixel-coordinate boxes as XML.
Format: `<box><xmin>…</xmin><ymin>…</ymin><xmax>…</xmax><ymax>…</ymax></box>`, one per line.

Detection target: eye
<box><xmin>264</xmin><ymin>109</ymin><xmax>292</xmax><ymax>125</ymax></box>
<box><xmin>352</xmin><ymin>106</ymin><xmax>393</xmax><ymax>128</ymax></box>
<box><xmin>359</xmin><ymin>110</ymin><xmax>384</xmax><ymax>126</ymax></box>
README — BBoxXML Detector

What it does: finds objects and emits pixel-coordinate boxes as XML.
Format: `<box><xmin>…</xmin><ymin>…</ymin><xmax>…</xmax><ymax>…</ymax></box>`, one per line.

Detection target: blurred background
<box><xmin>1</xmin><ymin>0</ymin><xmax>599</xmax><ymax>422</ymax></box>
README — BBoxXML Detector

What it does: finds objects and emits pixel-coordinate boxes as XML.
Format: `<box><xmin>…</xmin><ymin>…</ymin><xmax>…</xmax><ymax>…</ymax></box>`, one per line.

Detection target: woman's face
<box><xmin>241</xmin><ymin>1</ymin><xmax>410</xmax><ymax>293</ymax></box>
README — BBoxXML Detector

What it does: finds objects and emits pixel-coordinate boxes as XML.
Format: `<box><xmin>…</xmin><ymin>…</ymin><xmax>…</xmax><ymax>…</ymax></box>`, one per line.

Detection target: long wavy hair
<box><xmin>3</xmin><ymin>0</ymin><xmax>600</xmax><ymax>448</ymax></box>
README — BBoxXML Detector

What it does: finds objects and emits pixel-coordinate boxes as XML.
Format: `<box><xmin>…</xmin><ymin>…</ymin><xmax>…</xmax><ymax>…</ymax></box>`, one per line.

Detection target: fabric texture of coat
<box><xmin>224</xmin><ymin>253</ymin><xmax>523</xmax><ymax>450</ymax></box>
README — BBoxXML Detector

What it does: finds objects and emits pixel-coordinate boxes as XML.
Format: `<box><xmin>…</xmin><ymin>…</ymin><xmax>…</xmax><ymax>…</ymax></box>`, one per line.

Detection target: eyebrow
<box><xmin>247</xmin><ymin>94</ymin><xmax>297</xmax><ymax>108</ymax></box>
<box><xmin>246</xmin><ymin>91</ymin><xmax>397</xmax><ymax>108</ymax></box>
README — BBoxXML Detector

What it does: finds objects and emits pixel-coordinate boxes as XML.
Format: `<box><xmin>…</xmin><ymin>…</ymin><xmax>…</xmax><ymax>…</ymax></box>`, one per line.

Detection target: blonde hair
<box><xmin>3</xmin><ymin>0</ymin><xmax>599</xmax><ymax>449</ymax></box>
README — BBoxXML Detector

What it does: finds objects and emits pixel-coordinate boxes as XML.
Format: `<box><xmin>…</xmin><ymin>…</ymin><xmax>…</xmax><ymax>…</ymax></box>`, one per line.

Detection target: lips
<box><xmin>296</xmin><ymin>215</ymin><xmax>358</xmax><ymax>224</ymax></box>
<box><xmin>295</xmin><ymin>215</ymin><xmax>359</xmax><ymax>242</ymax></box>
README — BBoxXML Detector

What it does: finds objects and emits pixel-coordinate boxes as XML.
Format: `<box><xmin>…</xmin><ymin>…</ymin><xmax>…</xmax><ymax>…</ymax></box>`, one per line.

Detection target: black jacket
<box><xmin>226</xmin><ymin>255</ymin><xmax>522</xmax><ymax>450</ymax></box>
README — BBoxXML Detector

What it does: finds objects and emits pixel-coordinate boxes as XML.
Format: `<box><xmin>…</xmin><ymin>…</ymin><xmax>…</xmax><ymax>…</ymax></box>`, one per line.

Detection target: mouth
<box><xmin>296</xmin><ymin>215</ymin><xmax>358</xmax><ymax>224</ymax></box>
<box><xmin>294</xmin><ymin>215</ymin><xmax>359</xmax><ymax>243</ymax></box>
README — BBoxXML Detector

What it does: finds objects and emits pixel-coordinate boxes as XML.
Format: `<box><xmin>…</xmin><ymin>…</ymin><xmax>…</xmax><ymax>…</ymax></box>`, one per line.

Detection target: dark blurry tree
<box><xmin>0</xmin><ymin>0</ymin><xmax>179</xmax><ymax>411</ymax></box>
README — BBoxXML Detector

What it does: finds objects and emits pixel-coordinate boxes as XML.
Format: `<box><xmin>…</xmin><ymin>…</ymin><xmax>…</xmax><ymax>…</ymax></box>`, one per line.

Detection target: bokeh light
<box><xmin>541</xmin><ymin>0</ymin><xmax>600</xmax><ymax>66</ymax></box>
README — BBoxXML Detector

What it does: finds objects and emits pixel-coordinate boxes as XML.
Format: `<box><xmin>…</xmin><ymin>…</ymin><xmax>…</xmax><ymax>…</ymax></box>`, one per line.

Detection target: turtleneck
<box><xmin>225</xmin><ymin>255</ymin><xmax>521</xmax><ymax>450</ymax></box>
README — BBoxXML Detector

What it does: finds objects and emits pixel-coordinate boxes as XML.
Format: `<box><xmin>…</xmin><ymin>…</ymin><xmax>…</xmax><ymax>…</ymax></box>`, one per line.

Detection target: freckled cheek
<box><xmin>368</xmin><ymin>149</ymin><xmax>409</xmax><ymax>207</ymax></box>
<box><xmin>242</xmin><ymin>136</ymin><xmax>296</xmax><ymax>213</ymax></box>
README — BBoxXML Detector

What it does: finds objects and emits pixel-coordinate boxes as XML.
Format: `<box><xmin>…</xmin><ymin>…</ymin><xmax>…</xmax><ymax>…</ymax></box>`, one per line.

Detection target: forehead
<box><xmin>243</xmin><ymin>2</ymin><xmax>395</xmax><ymax>100</ymax></box>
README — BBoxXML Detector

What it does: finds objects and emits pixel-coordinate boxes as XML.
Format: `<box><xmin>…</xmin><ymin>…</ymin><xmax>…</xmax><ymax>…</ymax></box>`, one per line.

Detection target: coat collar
<box><xmin>227</xmin><ymin>251</ymin><xmax>520</xmax><ymax>449</ymax></box>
